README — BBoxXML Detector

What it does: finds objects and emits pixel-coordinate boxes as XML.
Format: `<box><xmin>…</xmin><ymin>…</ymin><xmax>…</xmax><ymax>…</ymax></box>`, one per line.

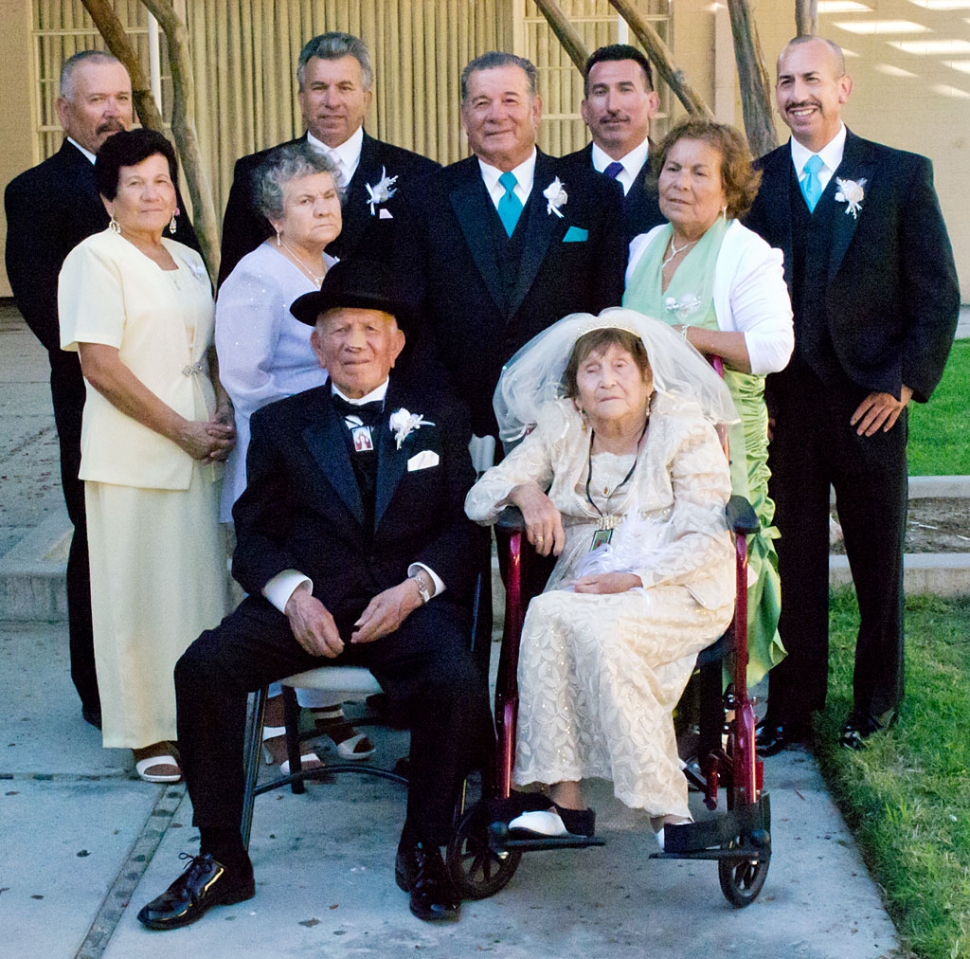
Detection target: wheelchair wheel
<box><xmin>447</xmin><ymin>803</ymin><xmax>522</xmax><ymax>899</ymax></box>
<box><xmin>717</xmin><ymin>835</ymin><xmax>770</xmax><ymax>907</ymax></box>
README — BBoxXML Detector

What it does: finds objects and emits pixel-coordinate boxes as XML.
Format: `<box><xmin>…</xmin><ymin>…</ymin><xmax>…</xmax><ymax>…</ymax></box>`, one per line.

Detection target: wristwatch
<box><xmin>409</xmin><ymin>573</ymin><xmax>432</xmax><ymax>605</ymax></box>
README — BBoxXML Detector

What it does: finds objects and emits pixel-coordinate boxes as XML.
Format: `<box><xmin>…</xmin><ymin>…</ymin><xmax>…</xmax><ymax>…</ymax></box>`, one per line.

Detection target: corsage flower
<box><xmin>834</xmin><ymin>177</ymin><xmax>866</xmax><ymax>219</ymax></box>
<box><xmin>366</xmin><ymin>166</ymin><xmax>399</xmax><ymax>215</ymax></box>
<box><xmin>543</xmin><ymin>177</ymin><xmax>568</xmax><ymax>218</ymax></box>
<box><xmin>389</xmin><ymin>408</ymin><xmax>435</xmax><ymax>449</ymax></box>
<box><xmin>664</xmin><ymin>293</ymin><xmax>702</xmax><ymax>322</ymax></box>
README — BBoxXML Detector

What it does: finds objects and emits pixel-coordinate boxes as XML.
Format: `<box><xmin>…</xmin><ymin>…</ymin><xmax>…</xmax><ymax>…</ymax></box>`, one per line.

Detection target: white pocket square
<box><xmin>407</xmin><ymin>450</ymin><xmax>439</xmax><ymax>471</ymax></box>
<box><xmin>379</xmin><ymin>208</ymin><xmax>393</xmax><ymax>219</ymax></box>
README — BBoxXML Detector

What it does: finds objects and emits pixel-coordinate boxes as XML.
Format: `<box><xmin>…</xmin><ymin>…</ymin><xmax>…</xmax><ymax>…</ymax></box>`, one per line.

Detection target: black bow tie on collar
<box><xmin>331</xmin><ymin>393</ymin><xmax>384</xmax><ymax>426</ymax></box>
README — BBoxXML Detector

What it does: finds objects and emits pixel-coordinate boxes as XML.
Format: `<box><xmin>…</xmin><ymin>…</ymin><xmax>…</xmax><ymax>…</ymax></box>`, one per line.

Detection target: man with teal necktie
<box><xmin>394</xmin><ymin>52</ymin><xmax>626</xmax><ymax>440</ymax></box>
<box><xmin>745</xmin><ymin>36</ymin><xmax>959</xmax><ymax>755</ymax></box>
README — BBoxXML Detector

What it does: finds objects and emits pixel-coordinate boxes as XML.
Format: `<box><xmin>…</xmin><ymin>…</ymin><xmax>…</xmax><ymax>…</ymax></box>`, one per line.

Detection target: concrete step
<box><xmin>2</xmin><ymin>478</ymin><xmax>968</xmax><ymax>622</ymax></box>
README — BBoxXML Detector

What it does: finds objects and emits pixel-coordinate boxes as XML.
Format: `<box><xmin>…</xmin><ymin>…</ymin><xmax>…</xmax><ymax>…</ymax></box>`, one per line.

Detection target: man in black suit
<box><xmin>745</xmin><ymin>36</ymin><xmax>959</xmax><ymax>754</ymax></box>
<box><xmin>397</xmin><ymin>52</ymin><xmax>626</xmax><ymax>438</ymax></box>
<box><xmin>562</xmin><ymin>44</ymin><xmax>665</xmax><ymax>242</ymax></box>
<box><xmin>137</xmin><ymin>261</ymin><xmax>491</xmax><ymax>928</ymax></box>
<box><xmin>218</xmin><ymin>31</ymin><xmax>439</xmax><ymax>285</ymax></box>
<box><xmin>4</xmin><ymin>51</ymin><xmax>198</xmax><ymax>728</ymax></box>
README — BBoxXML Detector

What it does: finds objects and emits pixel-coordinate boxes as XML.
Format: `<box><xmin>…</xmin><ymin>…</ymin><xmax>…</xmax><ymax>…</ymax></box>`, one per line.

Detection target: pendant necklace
<box><xmin>662</xmin><ymin>236</ymin><xmax>698</xmax><ymax>271</ymax></box>
<box><xmin>280</xmin><ymin>239</ymin><xmax>325</xmax><ymax>287</ymax></box>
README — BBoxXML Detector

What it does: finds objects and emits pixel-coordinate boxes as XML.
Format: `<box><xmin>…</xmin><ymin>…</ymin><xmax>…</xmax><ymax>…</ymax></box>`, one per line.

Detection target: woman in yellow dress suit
<box><xmin>59</xmin><ymin>129</ymin><xmax>234</xmax><ymax>782</ymax></box>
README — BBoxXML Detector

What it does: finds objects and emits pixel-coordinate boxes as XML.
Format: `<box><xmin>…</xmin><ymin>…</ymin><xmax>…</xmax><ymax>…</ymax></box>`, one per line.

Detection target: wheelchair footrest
<box><xmin>651</xmin><ymin>794</ymin><xmax>771</xmax><ymax>860</ymax></box>
<box><xmin>253</xmin><ymin>763</ymin><xmax>408</xmax><ymax>797</ymax></box>
<box><xmin>488</xmin><ymin>821</ymin><xmax>606</xmax><ymax>853</ymax></box>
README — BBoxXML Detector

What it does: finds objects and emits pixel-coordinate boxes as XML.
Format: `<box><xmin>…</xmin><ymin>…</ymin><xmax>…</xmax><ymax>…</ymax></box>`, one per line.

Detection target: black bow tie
<box><xmin>332</xmin><ymin>393</ymin><xmax>384</xmax><ymax>425</ymax></box>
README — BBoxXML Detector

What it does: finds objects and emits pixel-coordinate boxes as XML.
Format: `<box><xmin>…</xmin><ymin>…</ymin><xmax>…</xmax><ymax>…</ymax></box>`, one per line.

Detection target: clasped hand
<box><xmin>508</xmin><ymin>482</ymin><xmax>565</xmax><ymax>557</ymax></box>
<box><xmin>284</xmin><ymin>580</ymin><xmax>423</xmax><ymax>658</ymax></box>
<box><xmin>177</xmin><ymin>408</ymin><xmax>236</xmax><ymax>462</ymax></box>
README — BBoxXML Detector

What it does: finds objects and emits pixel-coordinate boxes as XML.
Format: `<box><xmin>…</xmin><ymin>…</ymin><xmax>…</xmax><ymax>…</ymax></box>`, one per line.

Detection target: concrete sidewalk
<box><xmin>0</xmin><ymin>305</ymin><xmax>908</xmax><ymax>958</ymax></box>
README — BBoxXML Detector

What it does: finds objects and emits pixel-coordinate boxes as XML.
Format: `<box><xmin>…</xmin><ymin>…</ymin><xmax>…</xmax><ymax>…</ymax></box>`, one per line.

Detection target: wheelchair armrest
<box><xmin>726</xmin><ymin>495</ymin><xmax>759</xmax><ymax>536</ymax></box>
<box><xmin>495</xmin><ymin>505</ymin><xmax>527</xmax><ymax>532</ymax></box>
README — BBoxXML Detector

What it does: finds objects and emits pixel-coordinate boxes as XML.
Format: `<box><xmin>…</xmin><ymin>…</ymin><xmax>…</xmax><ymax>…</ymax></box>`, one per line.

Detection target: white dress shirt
<box><xmin>591</xmin><ymin>139</ymin><xmax>651</xmax><ymax>196</ymax></box>
<box><xmin>67</xmin><ymin>137</ymin><xmax>97</xmax><ymax>164</ymax></box>
<box><xmin>790</xmin><ymin>123</ymin><xmax>846</xmax><ymax>196</ymax></box>
<box><xmin>478</xmin><ymin>149</ymin><xmax>537</xmax><ymax>210</ymax></box>
<box><xmin>307</xmin><ymin>126</ymin><xmax>364</xmax><ymax>189</ymax></box>
<box><xmin>262</xmin><ymin>377</ymin><xmax>446</xmax><ymax>612</ymax></box>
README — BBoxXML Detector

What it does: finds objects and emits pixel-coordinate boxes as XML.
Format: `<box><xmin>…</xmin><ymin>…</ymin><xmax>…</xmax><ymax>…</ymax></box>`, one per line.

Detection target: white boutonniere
<box><xmin>389</xmin><ymin>408</ymin><xmax>435</xmax><ymax>450</ymax></box>
<box><xmin>543</xmin><ymin>177</ymin><xmax>568</xmax><ymax>218</ymax></box>
<box><xmin>366</xmin><ymin>166</ymin><xmax>398</xmax><ymax>215</ymax></box>
<box><xmin>834</xmin><ymin>177</ymin><xmax>867</xmax><ymax>219</ymax></box>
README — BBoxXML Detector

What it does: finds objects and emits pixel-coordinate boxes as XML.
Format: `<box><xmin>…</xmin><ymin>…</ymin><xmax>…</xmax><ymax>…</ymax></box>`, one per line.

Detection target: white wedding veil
<box><xmin>493</xmin><ymin>308</ymin><xmax>740</xmax><ymax>445</ymax></box>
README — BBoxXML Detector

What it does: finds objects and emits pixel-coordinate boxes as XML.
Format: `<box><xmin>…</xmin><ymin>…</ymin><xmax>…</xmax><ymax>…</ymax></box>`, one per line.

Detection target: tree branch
<box><xmin>795</xmin><ymin>0</ymin><xmax>819</xmax><ymax>37</ymax></box>
<box><xmin>530</xmin><ymin>0</ymin><xmax>589</xmax><ymax>73</ymax></box>
<box><xmin>608</xmin><ymin>0</ymin><xmax>713</xmax><ymax>118</ymax></box>
<box><xmin>726</xmin><ymin>0</ymin><xmax>777</xmax><ymax>157</ymax></box>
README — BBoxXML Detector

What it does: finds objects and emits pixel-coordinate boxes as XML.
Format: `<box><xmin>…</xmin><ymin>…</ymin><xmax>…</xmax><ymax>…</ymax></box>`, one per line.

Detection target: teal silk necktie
<box><xmin>497</xmin><ymin>171</ymin><xmax>523</xmax><ymax>237</ymax></box>
<box><xmin>800</xmin><ymin>154</ymin><xmax>824</xmax><ymax>213</ymax></box>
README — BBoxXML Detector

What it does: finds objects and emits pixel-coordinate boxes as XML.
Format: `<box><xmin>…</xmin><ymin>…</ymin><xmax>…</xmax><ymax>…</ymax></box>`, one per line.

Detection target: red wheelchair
<box><xmin>446</xmin><ymin>495</ymin><xmax>772</xmax><ymax>908</ymax></box>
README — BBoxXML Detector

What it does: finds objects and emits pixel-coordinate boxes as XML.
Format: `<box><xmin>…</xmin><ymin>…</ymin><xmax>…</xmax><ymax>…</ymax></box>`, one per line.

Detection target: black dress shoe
<box><xmin>755</xmin><ymin>719</ymin><xmax>811</xmax><ymax>757</ymax></box>
<box><xmin>137</xmin><ymin>852</ymin><xmax>255</xmax><ymax>930</ymax></box>
<box><xmin>395</xmin><ymin>840</ymin><xmax>460</xmax><ymax>922</ymax></box>
<box><xmin>840</xmin><ymin>710</ymin><xmax>895</xmax><ymax>750</ymax></box>
<box><xmin>81</xmin><ymin>704</ymin><xmax>102</xmax><ymax>730</ymax></box>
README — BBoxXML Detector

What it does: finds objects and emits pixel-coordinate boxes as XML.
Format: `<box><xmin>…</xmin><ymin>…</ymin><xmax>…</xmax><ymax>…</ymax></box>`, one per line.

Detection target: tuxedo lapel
<box><xmin>449</xmin><ymin>160</ymin><xmax>507</xmax><ymax>313</ymax></box>
<box><xmin>340</xmin><ymin>132</ymin><xmax>381</xmax><ymax>254</ymax></box>
<box><xmin>58</xmin><ymin>142</ymin><xmax>107</xmax><ymax>224</ymax></box>
<box><xmin>826</xmin><ymin>131</ymin><xmax>876</xmax><ymax>281</ymax></box>
<box><xmin>374</xmin><ymin>383</ymin><xmax>409</xmax><ymax>531</ymax></box>
<box><xmin>761</xmin><ymin>147</ymin><xmax>795</xmax><ymax>287</ymax></box>
<box><xmin>302</xmin><ymin>390</ymin><xmax>365</xmax><ymax>525</ymax></box>
<box><xmin>507</xmin><ymin>151</ymin><xmax>562</xmax><ymax>318</ymax></box>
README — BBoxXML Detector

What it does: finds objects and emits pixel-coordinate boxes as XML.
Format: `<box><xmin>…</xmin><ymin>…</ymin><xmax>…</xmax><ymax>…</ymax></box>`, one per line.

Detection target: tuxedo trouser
<box><xmin>766</xmin><ymin>360</ymin><xmax>906</xmax><ymax>723</ymax></box>
<box><xmin>50</xmin><ymin>351</ymin><xmax>98</xmax><ymax>712</ymax></box>
<box><xmin>176</xmin><ymin>595</ymin><xmax>493</xmax><ymax>847</ymax></box>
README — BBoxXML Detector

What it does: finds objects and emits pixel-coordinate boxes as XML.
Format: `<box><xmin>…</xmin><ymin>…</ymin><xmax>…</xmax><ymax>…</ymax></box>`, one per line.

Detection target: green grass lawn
<box><xmin>814</xmin><ymin>589</ymin><xmax>970</xmax><ymax>959</ymax></box>
<box><xmin>908</xmin><ymin>339</ymin><xmax>970</xmax><ymax>476</ymax></box>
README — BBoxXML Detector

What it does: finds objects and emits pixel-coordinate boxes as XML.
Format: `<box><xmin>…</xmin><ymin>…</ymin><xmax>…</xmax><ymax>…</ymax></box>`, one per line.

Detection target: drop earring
<box><xmin>169</xmin><ymin>206</ymin><xmax>179</xmax><ymax>235</ymax></box>
<box><xmin>109</xmin><ymin>215</ymin><xmax>121</xmax><ymax>234</ymax></box>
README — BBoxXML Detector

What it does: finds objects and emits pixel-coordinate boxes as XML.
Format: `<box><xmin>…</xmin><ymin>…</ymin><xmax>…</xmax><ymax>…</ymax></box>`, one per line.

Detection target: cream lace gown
<box><xmin>465</xmin><ymin>399</ymin><xmax>735</xmax><ymax>818</ymax></box>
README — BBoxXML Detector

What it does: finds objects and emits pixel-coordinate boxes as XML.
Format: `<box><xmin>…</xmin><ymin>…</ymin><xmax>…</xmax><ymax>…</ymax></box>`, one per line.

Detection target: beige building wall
<box><xmin>1</xmin><ymin>1</ymin><xmax>967</xmax><ymax>297</ymax></box>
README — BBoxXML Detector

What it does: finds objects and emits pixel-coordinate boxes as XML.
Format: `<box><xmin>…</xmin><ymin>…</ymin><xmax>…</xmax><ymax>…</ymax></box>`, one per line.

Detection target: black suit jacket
<box><xmin>560</xmin><ymin>142</ymin><xmax>664</xmax><ymax>243</ymax></box>
<box><xmin>5</xmin><ymin>140</ymin><xmax>200</xmax><ymax>357</ymax></box>
<box><xmin>232</xmin><ymin>378</ymin><xmax>477</xmax><ymax>624</ymax></box>
<box><xmin>217</xmin><ymin>131</ymin><xmax>440</xmax><ymax>286</ymax></box>
<box><xmin>396</xmin><ymin>150</ymin><xmax>626</xmax><ymax>434</ymax></box>
<box><xmin>745</xmin><ymin>130</ymin><xmax>958</xmax><ymax>403</ymax></box>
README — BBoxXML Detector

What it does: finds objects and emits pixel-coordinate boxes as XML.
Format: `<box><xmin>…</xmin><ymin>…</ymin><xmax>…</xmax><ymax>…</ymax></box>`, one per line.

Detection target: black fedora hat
<box><xmin>289</xmin><ymin>259</ymin><xmax>411</xmax><ymax>327</ymax></box>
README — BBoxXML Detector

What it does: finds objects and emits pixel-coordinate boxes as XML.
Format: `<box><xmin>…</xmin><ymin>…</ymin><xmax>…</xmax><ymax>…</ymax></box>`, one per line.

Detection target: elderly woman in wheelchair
<box><xmin>465</xmin><ymin>309</ymin><xmax>739</xmax><ymax>847</ymax></box>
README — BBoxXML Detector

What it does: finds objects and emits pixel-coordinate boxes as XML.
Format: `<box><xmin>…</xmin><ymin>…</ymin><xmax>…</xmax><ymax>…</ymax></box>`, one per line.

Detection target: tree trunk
<box><xmin>609</xmin><ymin>0</ymin><xmax>713</xmax><ymax>118</ymax></box>
<box><xmin>531</xmin><ymin>0</ymin><xmax>589</xmax><ymax>73</ymax></box>
<box><xmin>726</xmin><ymin>0</ymin><xmax>777</xmax><ymax>158</ymax></box>
<box><xmin>139</xmin><ymin>0</ymin><xmax>220</xmax><ymax>283</ymax></box>
<box><xmin>795</xmin><ymin>0</ymin><xmax>819</xmax><ymax>37</ymax></box>
<box><xmin>79</xmin><ymin>0</ymin><xmax>165</xmax><ymax>136</ymax></box>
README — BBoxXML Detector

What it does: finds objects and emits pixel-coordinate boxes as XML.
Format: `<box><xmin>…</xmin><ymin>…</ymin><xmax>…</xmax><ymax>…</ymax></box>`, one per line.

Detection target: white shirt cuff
<box><xmin>407</xmin><ymin>562</ymin><xmax>445</xmax><ymax>599</ymax></box>
<box><xmin>263</xmin><ymin>569</ymin><xmax>313</xmax><ymax>613</ymax></box>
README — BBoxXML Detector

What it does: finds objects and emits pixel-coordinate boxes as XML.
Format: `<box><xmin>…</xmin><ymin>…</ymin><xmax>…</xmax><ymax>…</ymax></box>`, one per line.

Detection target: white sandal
<box><xmin>262</xmin><ymin>724</ymin><xmax>322</xmax><ymax>773</ymax></box>
<box><xmin>332</xmin><ymin>731</ymin><xmax>376</xmax><ymax>762</ymax></box>
<box><xmin>135</xmin><ymin>755</ymin><xmax>182</xmax><ymax>784</ymax></box>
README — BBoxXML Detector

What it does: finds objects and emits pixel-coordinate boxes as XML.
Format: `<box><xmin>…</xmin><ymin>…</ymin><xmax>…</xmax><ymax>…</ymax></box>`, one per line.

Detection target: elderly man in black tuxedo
<box><xmin>218</xmin><ymin>31</ymin><xmax>439</xmax><ymax>285</ymax></box>
<box><xmin>396</xmin><ymin>51</ymin><xmax>626</xmax><ymax>440</ymax></box>
<box><xmin>4</xmin><ymin>51</ymin><xmax>198</xmax><ymax>729</ymax></box>
<box><xmin>561</xmin><ymin>44</ymin><xmax>665</xmax><ymax>243</ymax></box>
<box><xmin>745</xmin><ymin>36</ymin><xmax>959</xmax><ymax>754</ymax></box>
<box><xmin>137</xmin><ymin>261</ymin><xmax>491</xmax><ymax>928</ymax></box>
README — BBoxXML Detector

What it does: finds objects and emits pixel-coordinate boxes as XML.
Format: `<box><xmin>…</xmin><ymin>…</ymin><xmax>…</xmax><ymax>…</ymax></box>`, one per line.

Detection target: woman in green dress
<box><xmin>623</xmin><ymin>117</ymin><xmax>794</xmax><ymax>683</ymax></box>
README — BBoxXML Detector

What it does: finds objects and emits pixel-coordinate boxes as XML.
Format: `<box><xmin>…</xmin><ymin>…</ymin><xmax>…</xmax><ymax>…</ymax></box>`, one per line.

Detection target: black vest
<box><xmin>788</xmin><ymin>164</ymin><xmax>849</xmax><ymax>388</ymax></box>
<box><xmin>481</xmin><ymin>190</ymin><xmax>530</xmax><ymax>315</ymax></box>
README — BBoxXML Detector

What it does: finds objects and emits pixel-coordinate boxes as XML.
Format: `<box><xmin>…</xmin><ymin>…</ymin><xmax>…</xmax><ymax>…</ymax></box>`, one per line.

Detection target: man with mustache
<box><xmin>217</xmin><ymin>31</ymin><xmax>439</xmax><ymax>285</ymax></box>
<box><xmin>562</xmin><ymin>44</ymin><xmax>665</xmax><ymax>243</ymax></box>
<box><xmin>4</xmin><ymin>51</ymin><xmax>198</xmax><ymax>730</ymax></box>
<box><xmin>745</xmin><ymin>36</ymin><xmax>958</xmax><ymax>754</ymax></box>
